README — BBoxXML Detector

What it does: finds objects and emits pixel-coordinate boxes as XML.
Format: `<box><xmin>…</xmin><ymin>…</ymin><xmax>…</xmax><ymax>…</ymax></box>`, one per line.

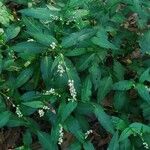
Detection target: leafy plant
<box><xmin>0</xmin><ymin>0</ymin><xmax>150</xmax><ymax>149</ymax></box>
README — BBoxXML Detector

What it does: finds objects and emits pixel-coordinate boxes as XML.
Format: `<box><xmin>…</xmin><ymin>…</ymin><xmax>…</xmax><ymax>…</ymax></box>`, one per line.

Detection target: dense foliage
<box><xmin>0</xmin><ymin>0</ymin><xmax>150</xmax><ymax>149</ymax></box>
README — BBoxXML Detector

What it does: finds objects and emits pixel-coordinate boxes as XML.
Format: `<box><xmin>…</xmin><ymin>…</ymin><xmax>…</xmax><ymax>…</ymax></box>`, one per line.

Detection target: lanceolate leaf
<box><xmin>108</xmin><ymin>131</ymin><xmax>119</xmax><ymax>150</ymax></box>
<box><xmin>113</xmin><ymin>80</ymin><xmax>134</xmax><ymax>91</ymax></box>
<box><xmin>92</xmin><ymin>27</ymin><xmax>118</xmax><ymax>50</ymax></box>
<box><xmin>139</xmin><ymin>68</ymin><xmax>150</xmax><ymax>83</ymax></box>
<box><xmin>37</xmin><ymin>131</ymin><xmax>53</xmax><ymax>150</ymax></box>
<box><xmin>113</xmin><ymin>61</ymin><xmax>125</xmax><ymax>81</ymax></box>
<box><xmin>16</xmin><ymin>67</ymin><xmax>33</xmax><ymax>88</ymax></box>
<box><xmin>97</xmin><ymin>76</ymin><xmax>113</xmax><ymax>102</ymax></box>
<box><xmin>41</xmin><ymin>56</ymin><xmax>53</xmax><ymax>85</ymax></box>
<box><xmin>81</xmin><ymin>76</ymin><xmax>92</xmax><ymax>102</ymax></box>
<box><xmin>20</xmin><ymin>7</ymin><xmax>59</xmax><ymax>20</ymax></box>
<box><xmin>94</xmin><ymin>105</ymin><xmax>115</xmax><ymax>134</ymax></box>
<box><xmin>0</xmin><ymin>111</ymin><xmax>11</xmax><ymax>128</ymax></box>
<box><xmin>22</xmin><ymin>101</ymin><xmax>44</xmax><ymax>109</ymax></box>
<box><xmin>139</xmin><ymin>30</ymin><xmax>150</xmax><ymax>54</ymax></box>
<box><xmin>83</xmin><ymin>141</ymin><xmax>95</xmax><ymax>150</ymax></box>
<box><xmin>136</xmin><ymin>84</ymin><xmax>150</xmax><ymax>104</ymax></box>
<box><xmin>61</xmin><ymin>101</ymin><xmax>77</xmax><ymax>122</ymax></box>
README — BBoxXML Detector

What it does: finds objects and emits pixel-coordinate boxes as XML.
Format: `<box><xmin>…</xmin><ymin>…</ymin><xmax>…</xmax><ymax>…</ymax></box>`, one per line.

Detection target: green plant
<box><xmin>0</xmin><ymin>0</ymin><xmax>150</xmax><ymax>149</ymax></box>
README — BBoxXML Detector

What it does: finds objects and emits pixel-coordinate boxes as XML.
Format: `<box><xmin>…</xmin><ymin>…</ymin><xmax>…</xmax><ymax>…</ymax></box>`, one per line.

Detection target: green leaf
<box><xmin>37</xmin><ymin>131</ymin><xmax>53</xmax><ymax>150</ymax></box>
<box><xmin>111</xmin><ymin>116</ymin><xmax>127</xmax><ymax>131</ymax></box>
<box><xmin>41</xmin><ymin>56</ymin><xmax>53</xmax><ymax>86</ymax></box>
<box><xmin>81</xmin><ymin>76</ymin><xmax>92</xmax><ymax>102</ymax></box>
<box><xmin>119</xmin><ymin>127</ymin><xmax>133</xmax><ymax>141</ymax></box>
<box><xmin>23</xmin><ymin>130</ymin><xmax>32</xmax><ymax>146</ymax></box>
<box><xmin>92</xmin><ymin>27</ymin><xmax>118</xmax><ymax>50</ymax></box>
<box><xmin>83</xmin><ymin>141</ymin><xmax>95</xmax><ymax>150</ymax></box>
<box><xmin>0</xmin><ymin>111</ymin><xmax>11</xmax><ymax>128</ymax></box>
<box><xmin>113</xmin><ymin>61</ymin><xmax>125</xmax><ymax>80</ymax></box>
<box><xmin>0</xmin><ymin>2</ymin><xmax>13</xmax><ymax>26</ymax></box>
<box><xmin>16</xmin><ymin>68</ymin><xmax>33</xmax><ymax>88</ymax></box>
<box><xmin>65</xmin><ymin>48</ymin><xmax>87</xmax><ymax>57</ymax></box>
<box><xmin>66</xmin><ymin>116</ymin><xmax>85</xmax><ymax>143</ymax></box>
<box><xmin>119</xmin><ymin>138</ymin><xmax>131</xmax><ymax>150</ymax></box>
<box><xmin>94</xmin><ymin>105</ymin><xmax>115</xmax><ymax>134</ymax></box>
<box><xmin>61</xmin><ymin>101</ymin><xmax>77</xmax><ymax>122</ymax></box>
<box><xmin>77</xmin><ymin>54</ymin><xmax>95</xmax><ymax>71</ymax></box>
<box><xmin>28</xmin><ymin>32</ymin><xmax>57</xmax><ymax>46</ymax></box>
<box><xmin>22</xmin><ymin>101</ymin><xmax>44</xmax><ymax>109</ymax></box>
<box><xmin>139</xmin><ymin>30</ymin><xmax>150</xmax><ymax>54</ymax></box>
<box><xmin>97</xmin><ymin>76</ymin><xmax>113</xmax><ymax>102</ymax></box>
<box><xmin>89</xmin><ymin>63</ymin><xmax>101</xmax><ymax>90</ymax></box>
<box><xmin>69</xmin><ymin>141</ymin><xmax>82</xmax><ymax>150</ymax></box>
<box><xmin>4</xmin><ymin>24</ymin><xmax>20</xmax><ymax>42</ymax></box>
<box><xmin>20</xmin><ymin>7</ymin><xmax>59</xmax><ymax>20</ymax></box>
<box><xmin>113</xmin><ymin>80</ymin><xmax>134</xmax><ymax>91</ymax></box>
<box><xmin>61</xmin><ymin>29</ymin><xmax>96</xmax><ymax>48</ymax></box>
<box><xmin>65</xmin><ymin>58</ymin><xmax>81</xmax><ymax>92</ymax></box>
<box><xmin>136</xmin><ymin>84</ymin><xmax>150</xmax><ymax>104</ymax></box>
<box><xmin>114</xmin><ymin>91</ymin><xmax>127</xmax><ymax>110</ymax></box>
<box><xmin>11</xmin><ymin>42</ymin><xmax>44</xmax><ymax>54</ymax></box>
<box><xmin>108</xmin><ymin>131</ymin><xmax>119</xmax><ymax>150</ymax></box>
<box><xmin>139</xmin><ymin>68</ymin><xmax>150</xmax><ymax>83</ymax></box>
<box><xmin>119</xmin><ymin>122</ymin><xmax>150</xmax><ymax>141</ymax></box>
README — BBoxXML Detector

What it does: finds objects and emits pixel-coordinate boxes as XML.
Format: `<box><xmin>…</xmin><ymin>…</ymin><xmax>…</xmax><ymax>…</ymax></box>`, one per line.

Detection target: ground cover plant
<box><xmin>0</xmin><ymin>0</ymin><xmax>150</xmax><ymax>149</ymax></box>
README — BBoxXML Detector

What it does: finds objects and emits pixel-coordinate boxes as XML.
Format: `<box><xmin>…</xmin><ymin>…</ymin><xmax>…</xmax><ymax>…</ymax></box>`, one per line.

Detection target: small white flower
<box><xmin>57</xmin><ymin>62</ymin><xmax>65</xmax><ymax>77</ymax></box>
<box><xmin>50</xmin><ymin>42</ymin><xmax>57</xmax><ymax>49</ymax></box>
<box><xmin>0</xmin><ymin>28</ymin><xmax>4</xmax><ymax>34</ymax></box>
<box><xmin>16</xmin><ymin>105</ymin><xmax>23</xmax><ymax>118</ymax></box>
<box><xmin>43</xmin><ymin>105</ymin><xmax>50</xmax><ymax>110</ymax></box>
<box><xmin>38</xmin><ymin>109</ymin><xmax>45</xmax><ymax>117</ymax></box>
<box><xmin>143</xmin><ymin>142</ymin><xmax>149</xmax><ymax>149</ymax></box>
<box><xmin>85</xmin><ymin>130</ymin><xmax>93</xmax><ymax>139</ymax></box>
<box><xmin>58</xmin><ymin>124</ymin><xmax>64</xmax><ymax>145</ymax></box>
<box><xmin>68</xmin><ymin>80</ymin><xmax>77</xmax><ymax>101</ymax></box>
<box><xmin>44</xmin><ymin>88</ymin><xmax>55</xmax><ymax>95</ymax></box>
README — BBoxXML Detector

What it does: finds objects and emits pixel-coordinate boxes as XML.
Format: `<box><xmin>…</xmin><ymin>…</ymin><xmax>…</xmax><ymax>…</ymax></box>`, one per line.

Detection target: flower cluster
<box><xmin>58</xmin><ymin>124</ymin><xmax>64</xmax><ymax>145</ymax></box>
<box><xmin>50</xmin><ymin>42</ymin><xmax>57</xmax><ymax>49</ymax></box>
<box><xmin>38</xmin><ymin>109</ymin><xmax>45</xmax><ymax>117</ymax></box>
<box><xmin>85</xmin><ymin>130</ymin><xmax>93</xmax><ymax>139</ymax></box>
<box><xmin>57</xmin><ymin>62</ymin><xmax>65</xmax><ymax>77</ymax></box>
<box><xmin>15</xmin><ymin>105</ymin><xmax>23</xmax><ymax>118</ymax></box>
<box><xmin>38</xmin><ymin>105</ymin><xmax>50</xmax><ymax>117</ymax></box>
<box><xmin>68</xmin><ymin>80</ymin><xmax>77</xmax><ymax>101</ymax></box>
<box><xmin>43</xmin><ymin>88</ymin><xmax>61</xmax><ymax>97</ymax></box>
